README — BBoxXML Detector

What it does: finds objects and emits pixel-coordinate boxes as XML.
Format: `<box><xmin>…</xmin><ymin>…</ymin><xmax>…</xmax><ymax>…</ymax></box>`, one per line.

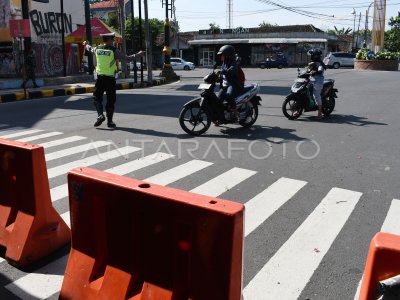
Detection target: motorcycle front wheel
<box><xmin>282</xmin><ymin>97</ymin><xmax>303</xmax><ymax>120</ymax></box>
<box><xmin>179</xmin><ymin>103</ymin><xmax>211</xmax><ymax>136</ymax></box>
<box><xmin>322</xmin><ymin>96</ymin><xmax>335</xmax><ymax>116</ymax></box>
<box><xmin>239</xmin><ymin>101</ymin><xmax>259</xmax><ymax>127</ymax></box>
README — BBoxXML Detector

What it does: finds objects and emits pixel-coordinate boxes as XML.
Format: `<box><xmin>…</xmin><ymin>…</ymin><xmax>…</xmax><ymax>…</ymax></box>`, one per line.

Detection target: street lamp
<box><xmin>351</xmin><ymin>8</ymin><xmax>356</xmax><ymax>51</ymax></box>
<box><xmin>364</xmin><ymin>2</ymin><xmax>374</xmax><ymax>49</ymax></box>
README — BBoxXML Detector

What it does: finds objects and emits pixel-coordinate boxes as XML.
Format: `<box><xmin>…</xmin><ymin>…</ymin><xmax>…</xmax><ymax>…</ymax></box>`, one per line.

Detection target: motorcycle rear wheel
<box><xmin>282</xmin><ymin>97</ymin><xmax>303</xmax><ymax>120</ymax></box>
<box><xmin>179</xmin><ymin>103</ymin><xmax>211</xmax><ymax>136</ymax></box>
<box><xmin>322</xmin><ymin>96</ymin><xmax>335</xmax><ymax>116</ymax></box>
<box><xmin>239</xmin><ymin>101</ymin><xmax>259</xmax><ymax>127</ymax></box>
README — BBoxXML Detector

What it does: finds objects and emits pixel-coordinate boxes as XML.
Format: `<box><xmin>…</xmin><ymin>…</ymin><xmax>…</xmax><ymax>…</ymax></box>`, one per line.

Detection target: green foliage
<box><xmin>356</xmin><ymin>48</ymin><xmax>368</xmax><ymax>60</ymax></box>
<box><xmin>106</xmin><ymin>12</ymin><xmax>120</xmax><ymax>32</ymax></box>
<box><xmin>384</xmin><ymin>14</ymin><xmax>400</xmax><ymax>52</ymax></box>
<box><xmin>124</xmin><ymin>17</ymin><xmax>164</xmax><ymax>53</ymax></box>
<box><xmin>259</xmin><ymin>21</ymin><xmax>277</xmax><ymax>28</ymax></box>
<box><xmin>209</xmin><ymin>22</ymin><xmax>220</xmax><ymax>30</ymax></box>
<box><xmin>356</xmin><ymin>48</ymin><xmax>400</xmax><ymax>60</ymax></box>
<box><xmin>327</xmin><ymin>26</ymin><xmax>352</xmax><ymax>35</ymax></box>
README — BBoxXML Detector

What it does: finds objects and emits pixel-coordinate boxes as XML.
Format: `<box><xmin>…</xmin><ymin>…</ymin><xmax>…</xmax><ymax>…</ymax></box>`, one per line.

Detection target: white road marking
<box><xmin>45</xmin><ymin>141</ymin><xmax>112</xmax><ymax>162</ymax></box>
<box><xmin>243</xmin><ymin>187</ymin><xmax>362</xmax><ymax>300</ymax></box>
<box><xmin>16</xmin><ymin>132</ymin><xmax>63</xmax><ymax>142</ymax></box>
<box><xmin>0</xmin><ymin>129</ymin><xmax>44</xmax><ymax>139</ymax></box>
<box><xmin>47</xmin><ymin>146</ymin><xmax>141</xmax><ymax>179</ymax></box>
<box><xmin>144</xmin><ymin>160</ymin><xmax>213</xmax><ymax>186</ymax></box>
<box><xmin>245</xmin><ymin>177</ymin><xmax>307</xmax><ymax>236</ymax></box>
<box><xmin>40</xmin><ymin>136</ymin><xmax>87</xmax><ymax>149</ymax></box>
<box><xmin>190</xmin><ymin>167</ymin><xmax>257</xmax><ymax>197</ymax></box>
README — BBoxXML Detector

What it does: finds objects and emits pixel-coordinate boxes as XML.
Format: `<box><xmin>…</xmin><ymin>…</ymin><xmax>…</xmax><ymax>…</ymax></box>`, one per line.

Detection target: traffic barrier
<box><xmin>0</xmin><ymin>138</ymin><xmax>70</xmax><ymax>267</ymax></box>
<box><xmin>60</xmin><ymin>167</ymin><xmax>244</xmax><ymax>300</ymax></box>
<box><xmin>359</xmin><ymin>232</ymin><xmax>400</xmax><ymax>300</ymax></box>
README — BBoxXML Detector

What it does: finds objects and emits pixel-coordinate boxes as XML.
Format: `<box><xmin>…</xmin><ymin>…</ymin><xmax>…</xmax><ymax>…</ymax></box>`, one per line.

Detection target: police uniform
<box><xmin>84</xmin><ymin>33</ymin><xmax>144</xmax><ymax>128</ymax></box>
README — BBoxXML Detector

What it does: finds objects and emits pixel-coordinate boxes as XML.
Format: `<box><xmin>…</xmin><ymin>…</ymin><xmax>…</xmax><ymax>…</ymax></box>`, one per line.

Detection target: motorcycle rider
<box><xmin>216</xmin><ymin>45</ymin><xmax>244</xmax><ymax>111</ymax></box>
<box><xmin>307</xmin><ymin>48</ymin><xmax>326</xmax><ymax>119</ymax></box>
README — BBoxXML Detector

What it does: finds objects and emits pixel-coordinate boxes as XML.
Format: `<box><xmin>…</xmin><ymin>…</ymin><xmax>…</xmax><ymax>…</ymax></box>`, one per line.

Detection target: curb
<box><xmin>0</xmin><ymin>78</ymin><xmax>167</xmax><ymax>104</ymax></box>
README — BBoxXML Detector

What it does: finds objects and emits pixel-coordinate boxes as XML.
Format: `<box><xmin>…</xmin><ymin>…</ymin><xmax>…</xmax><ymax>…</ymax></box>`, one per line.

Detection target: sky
<box><xmin>145</xmin><ymin>0</ymin><xmax>400</xmax><ymax>32</ymax></box>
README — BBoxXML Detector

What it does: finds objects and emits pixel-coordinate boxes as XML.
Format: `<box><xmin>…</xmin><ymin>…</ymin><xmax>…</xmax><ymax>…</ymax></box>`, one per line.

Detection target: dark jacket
<box><xmin>221</xmin><ymin>61</ymin><xmax>244</xmax><ymax>96</ymax></box>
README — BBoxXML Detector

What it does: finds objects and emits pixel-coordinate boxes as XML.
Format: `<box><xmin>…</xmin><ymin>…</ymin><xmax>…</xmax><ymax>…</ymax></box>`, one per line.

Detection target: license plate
<box><xmin>198</xmin><ymin>83</ymin><xmax>211</xmax><ymax>90</ymax></box>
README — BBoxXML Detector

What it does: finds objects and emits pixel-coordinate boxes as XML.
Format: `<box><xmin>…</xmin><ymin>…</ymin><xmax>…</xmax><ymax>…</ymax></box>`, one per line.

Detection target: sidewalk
<box><xmin>0</xmin><ymin>75</ymin><xmax>167</xmax><ymax>103</ymax></box>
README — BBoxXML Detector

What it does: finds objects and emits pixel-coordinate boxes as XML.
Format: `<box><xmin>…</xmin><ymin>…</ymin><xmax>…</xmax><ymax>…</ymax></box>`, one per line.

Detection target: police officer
<box><xmin>84</xmin><ymin>33</ymin><xmax>145</xmax><ymax>128</ymax></box>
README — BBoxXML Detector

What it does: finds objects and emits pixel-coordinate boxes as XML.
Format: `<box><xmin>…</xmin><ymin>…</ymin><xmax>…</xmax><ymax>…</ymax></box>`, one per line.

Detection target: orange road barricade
<box><xmin>359</xmin><ymin>232</ymin><xmax>400</xmax><ymax>300</ymax></box>
<box><xmin>0</xmin><ymin>138</ymin><xmax>70</xmax><ymax>267</ymax></box>
<box><xmin>60</xmin><ymin>167</ymin><xmax>245</xmax><ymax>300</ymax></box>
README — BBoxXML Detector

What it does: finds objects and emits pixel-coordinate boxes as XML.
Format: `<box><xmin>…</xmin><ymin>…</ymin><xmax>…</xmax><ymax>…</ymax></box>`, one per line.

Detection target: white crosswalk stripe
<box><xmin>40</xmin><ymin>136</ymin><xmax>87</xmax><ymax>149</ymax></box>
<box><xmin>243</xmin><ymin>188</ymin><xmax>362</xmax><ymax>300</ymax></box>
<box><xmin>245</xmin><ymin>177</ymin><xmax>307</xmax><ymax>236</ymax></box>
<box><xmin>47</xmin><ymin>146</ymin><xmax>141</xmax><ymax>179</ymax></box>
<box><xmin>0</xmin><ymin>129</ymin><xmax>44</xmax><ymax>139</ymax></box>
<box><xmin>16</xmin><ymin>132</ymin><xmax>63</xmax><ymax>142</ymax></box>
<box><xmin>0</xmin><ymin>126</ymin><xmax>24</xmax><ymax>134</ymax></box>
<box><xmin>190</xmin><ymin>167</ymin><xmax>257</xmax><ymax>196</ymax></box>
<box><xmin>45</xmin><ymin>141</ymin><xmax>112</xmax><ymax>161</ymax></box>
<box><xmin>0</xmin><ymin>124</ymin><xmax>7</xmax><ymax>128</ymax></box>
<box><xmin>144</xmin><ymin>159</ymin><xmax>213</xmax><ymax>185</ymax></box>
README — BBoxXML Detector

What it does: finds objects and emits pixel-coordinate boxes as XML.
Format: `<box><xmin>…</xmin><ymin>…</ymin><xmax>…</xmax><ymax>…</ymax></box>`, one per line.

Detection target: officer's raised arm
<box><xmin>115</xmin><ymin>49</ymin><xmax>146</xmax><ymax>62</ymax></box>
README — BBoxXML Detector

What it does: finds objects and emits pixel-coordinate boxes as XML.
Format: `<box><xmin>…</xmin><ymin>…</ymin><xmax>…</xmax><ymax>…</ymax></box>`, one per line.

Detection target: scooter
<box><xmin>282</xmin><ymin>69</ymin><xmax>338</xmax><ymax>120</ymax></box>
<box><xmin>179</xmin><ymin>71</ymin><xmax>262</xmax><ymax>135</ymax></box>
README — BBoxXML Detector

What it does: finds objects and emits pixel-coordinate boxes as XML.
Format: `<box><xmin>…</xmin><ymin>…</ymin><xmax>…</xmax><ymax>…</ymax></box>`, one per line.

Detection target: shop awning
<box><xmin>65</xmin><ymin>17</ymin><xmax>122</xmax><ymax>44</ymax></box>
<box><xmin>189</xmin><ymin>37</ymin><xmax>328</xmax><ymax>45</ymax></box>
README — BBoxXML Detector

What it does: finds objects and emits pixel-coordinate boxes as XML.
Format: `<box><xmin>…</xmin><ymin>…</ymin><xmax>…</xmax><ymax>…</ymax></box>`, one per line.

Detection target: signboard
<box><xmin>9</xmin><ymin>19</ymin><xmax>31</xmax><ymax>38</ymax></box>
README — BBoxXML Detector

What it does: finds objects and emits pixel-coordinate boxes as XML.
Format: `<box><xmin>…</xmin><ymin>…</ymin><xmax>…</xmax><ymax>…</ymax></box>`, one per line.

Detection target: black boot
<box><xmin>106</xmin><ymin>113</ymin><xmax>116</xmax><ymax>128</ymax></box>
<box><xmin>94</xmin><ymin>114</ymin><xmax>105</xmax><ymax>127</ymax></box>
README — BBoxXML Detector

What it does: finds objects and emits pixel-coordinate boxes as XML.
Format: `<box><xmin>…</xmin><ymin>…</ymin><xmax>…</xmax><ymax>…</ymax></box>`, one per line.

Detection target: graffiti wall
<box><xmin>0</xmin><ymin>0</ymin><xmax>85</xmax><ymax>77</ymax></box>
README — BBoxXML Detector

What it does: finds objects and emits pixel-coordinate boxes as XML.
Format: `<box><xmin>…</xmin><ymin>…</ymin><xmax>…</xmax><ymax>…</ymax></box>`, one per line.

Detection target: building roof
<box><xmin>91</xmin><ymin>0</ymin><xmax>129</xmax><ymax>10</ymax></box>
<box><xmin>189</xmin><ymin>38</ymin><xmax>328</xmax><ymax>45</ymax></box>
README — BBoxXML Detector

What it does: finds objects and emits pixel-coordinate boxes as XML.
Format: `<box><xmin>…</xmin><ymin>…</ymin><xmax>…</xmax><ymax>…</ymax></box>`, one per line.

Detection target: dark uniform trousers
<box><xmin>93</xmin><ymin>75</ymin><xmax>116</xmax><ymax>119</ymax></box>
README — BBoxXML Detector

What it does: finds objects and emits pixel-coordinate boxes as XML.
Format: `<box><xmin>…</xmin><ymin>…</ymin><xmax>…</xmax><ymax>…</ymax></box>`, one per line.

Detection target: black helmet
<box><xmin>307</xmin><ymin>48</ymin><xmax>322</xmax><ymax>61</ymax></box>
<box><xmin>217</xmin><ymin>45</ymin><xmax>236</xmax><ymax>57</ymax></box>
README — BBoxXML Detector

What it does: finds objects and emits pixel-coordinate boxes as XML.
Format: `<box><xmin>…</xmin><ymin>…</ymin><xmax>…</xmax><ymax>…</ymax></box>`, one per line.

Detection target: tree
<box><xmin>327</xmin><ymin>26</ymin><xmax>352</xmax><ymax>35</ymax></box>
<box><xmin>385</xmin><ymin>14</ymin><xmax>400</xmax><ymax>52</ymax></box>
<box><xmin>259</xmin><ymin>21</ymin><xmax>277</xmax><ymax>29</ymax></box>
<box><xmin>105</xmin><ymin>12</ymin><xmax>120</xmax><ymax>32</ymax></box>
<box><xmin>125</xmin><ymin>17</ymin><xmax>164</xmax><ymax>53</ymax></box>
<box><xmin>209</xmin><ymin>22</ymin><xmax>220</xmax><ymax>30</ymax></box>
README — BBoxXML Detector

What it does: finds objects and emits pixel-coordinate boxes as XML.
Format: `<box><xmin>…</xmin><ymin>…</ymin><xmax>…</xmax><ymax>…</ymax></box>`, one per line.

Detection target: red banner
<box><xmin>9</xmin><ymin>20</ymin><xmax>31</xmax><ymax>38</ymax></box>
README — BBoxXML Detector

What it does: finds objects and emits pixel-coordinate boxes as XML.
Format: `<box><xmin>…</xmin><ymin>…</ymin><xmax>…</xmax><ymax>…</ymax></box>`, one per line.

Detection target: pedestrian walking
<box><xmin>84</xmin><ymin>33</ymin><xmax>145</xmax><ymax>128</ymax></box>
<box><xmin>21</xmin><ymin>47</ymin><xmax>39</xmax><ymax>89</ymax></box>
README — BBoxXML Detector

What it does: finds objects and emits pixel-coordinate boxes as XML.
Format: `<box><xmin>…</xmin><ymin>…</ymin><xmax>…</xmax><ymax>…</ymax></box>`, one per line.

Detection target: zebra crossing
<box><xmin>0</xmin><ymin>126</ymin><xmax>399</xmax><ymax>300</ymax></box>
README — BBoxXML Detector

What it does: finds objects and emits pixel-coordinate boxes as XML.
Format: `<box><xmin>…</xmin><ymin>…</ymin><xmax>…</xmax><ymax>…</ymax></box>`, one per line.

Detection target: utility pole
<box><xmin>60</xmin><ymin>0</ymin><xmax>66</xmax><ymax>77</ymax></box>
<box><xmin>160</xmin><ymin>0</ymin><xmax>178</xmax><ymax>81</ymax></box>
<box><xmin>84</xmin><ymin>0</ymin><xmax>93</xmax><ymax>74</ymax></box>
<box><xmin>355</xmin><ymin>12</ymin><xmax>361</xmax><ymax>49</ymax></box>
<box><xmin>130</xmin><ymin>0</ymin><xmax>137</xmax><ymax>82</ymax></box>
<box><xmin>364</xmin><ymin>2</ymin><xmax>374</xmax><ymax>48</ymax></box>
<box><xmin>144</xmin><ymin>0</ymin><xmax>152</xmax><ymax>83</ymax></box>
<box><xmin>138</xmin><ymin>0</ymin><xmax>143</xmax><ymax>83</ymax></box>
<box><xmin>118</xmin><ymin>0</ymin><xmax>127</xmax><ymax>78</ymax></box>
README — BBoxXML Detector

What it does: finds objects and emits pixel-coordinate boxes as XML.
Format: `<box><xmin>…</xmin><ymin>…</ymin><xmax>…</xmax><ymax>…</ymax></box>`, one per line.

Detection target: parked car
<box><xmin>256</xmin><ymin>56</ymin><xmax>288</xmax><ymax>69</ymax></box>
<box><xmin>323</xmin><ymin>52</ymin><xmax>355</xmax><ymax>69</ymax></box>
<box><xmin>170</xmin><ymin>57</ymin><xmax>195</xmax><ymax>70</ymax></box>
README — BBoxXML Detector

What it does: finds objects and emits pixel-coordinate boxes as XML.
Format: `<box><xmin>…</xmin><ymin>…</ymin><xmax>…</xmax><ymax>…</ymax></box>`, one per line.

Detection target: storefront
<box><xmin>188</xmin><ymin>25</ymin><xmax>338</xmax><ymax>67</ymax></box>
<box><xmin>0</xmin><ymin>0</ymin><xmax>85</xmax><ymax>77</ymax></box>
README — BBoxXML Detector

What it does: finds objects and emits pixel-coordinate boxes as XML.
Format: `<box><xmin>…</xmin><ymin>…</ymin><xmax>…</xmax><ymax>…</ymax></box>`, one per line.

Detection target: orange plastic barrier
<box><xmin>0</xmin><ymin>138</ymin><xmax>70</xmax><ymax>267</ymax></box>
<box><xmin>60</xmin><ymin>167</ymin><xmax>245</xmax><ymax>300</ymax></box>
<box><xmin>359</xmin><ymin>232</ymin><xmax>400</xmax><ymax>300</ymax></box>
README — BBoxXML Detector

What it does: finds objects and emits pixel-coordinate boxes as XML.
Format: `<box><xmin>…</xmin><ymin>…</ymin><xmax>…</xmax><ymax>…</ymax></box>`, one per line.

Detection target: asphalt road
<box><xmin>0</xmin><ymin>67</ymin><xmax>399</xmax><ymax>299</ymax></box>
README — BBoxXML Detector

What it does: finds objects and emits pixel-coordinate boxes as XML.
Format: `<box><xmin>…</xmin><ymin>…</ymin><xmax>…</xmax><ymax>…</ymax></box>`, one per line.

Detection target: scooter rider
<box><xmin>216</xmin><ymin>45</ymin><xmax>244</xmax><ymax>110</ymax></box>
<box><xmin>307</xmin><ymin>48</ymin><xmax>326</xmax><ymax>119</ymax></box>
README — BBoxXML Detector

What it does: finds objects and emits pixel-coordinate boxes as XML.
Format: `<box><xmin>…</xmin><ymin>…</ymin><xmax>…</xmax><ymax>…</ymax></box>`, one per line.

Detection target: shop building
<box><xmin>188</xmin><ymin>25</ymin><xmax>339</xmax><ymax>67</ymax></box>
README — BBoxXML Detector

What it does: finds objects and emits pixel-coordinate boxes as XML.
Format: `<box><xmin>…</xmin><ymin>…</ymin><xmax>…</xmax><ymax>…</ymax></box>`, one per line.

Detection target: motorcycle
<box><xmin>282</xmin><ymin>69</ymin><xmax>338</xmax><ymax>120</ymax></box>
<box><xmin>179</xmin><ymin>71</ymin><xmax>262</xmax><ymax>135</ymax></box>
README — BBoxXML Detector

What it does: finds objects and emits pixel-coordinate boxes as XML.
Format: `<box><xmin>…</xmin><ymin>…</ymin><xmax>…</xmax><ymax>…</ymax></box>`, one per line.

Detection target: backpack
<box><xmin>238</xmin><ymin>66</ymin><xmax>245</xmax><ymax>84</ymax></box>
